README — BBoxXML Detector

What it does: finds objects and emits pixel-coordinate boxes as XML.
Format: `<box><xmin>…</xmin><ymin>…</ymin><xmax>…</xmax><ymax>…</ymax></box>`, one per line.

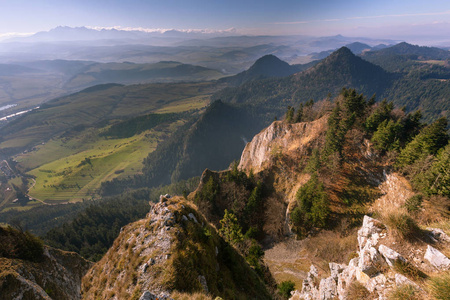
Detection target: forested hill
<box><xmin>213</xmin><ymin>46</ymin><xmax>449</xmax><ymax>122</ymax></box>
<box><xmin>213</xmin><ymin>47</ymin><xmax>393</xmax><ymax>109</ymax></box>
<box><xmin>219</xmin><ymin>54</ymin><xmax>317</xmax><ymax>86</ymax></box>
<box><xmin>363</xmin><ymin>42</ymin><xmax>450</xmax><ymax>61</ymax></box>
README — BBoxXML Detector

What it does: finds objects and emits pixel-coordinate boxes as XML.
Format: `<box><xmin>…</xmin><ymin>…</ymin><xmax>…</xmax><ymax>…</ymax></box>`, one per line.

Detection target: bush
<box><xmin>385</xmin><ymin>212</ymin><xmax>421</xmax><ymax>240</ymax></box>
<box><xmin>427</xmin><ymin>272</ymin><xmax>450</xmax><ymax>300</ymax></box>
<box><xmin>277</xmin><ymin>280</ymin><xmax>295</xmax><ymax>299</ymax></box>
<box><xmin>219</xmin><ymin>210</ymin><xmax>243</xmax><ymax>244</ymax></box>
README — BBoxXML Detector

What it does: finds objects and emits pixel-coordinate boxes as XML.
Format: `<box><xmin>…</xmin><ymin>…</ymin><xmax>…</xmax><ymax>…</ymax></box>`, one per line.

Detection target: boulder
<box><xmin>188</xmin><ymin>213</ymin><xmax>198</xmax><ymax>223</ymax></box>
<box><xmin>424</xmin><ymin>245</ymin><xmax>450</xmax><ymax>270</ymax></box>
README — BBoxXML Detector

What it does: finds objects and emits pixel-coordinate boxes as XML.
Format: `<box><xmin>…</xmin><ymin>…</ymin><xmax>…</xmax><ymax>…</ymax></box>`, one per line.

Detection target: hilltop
<box><xmin>214</xmin><ymin>47</ymin><xmax>392</xmax><ymax>108</ymax></box>
<box><xmin>219</xmin><ymin>54</ymin><xmax>316</xmax><ymax>86</ymax></box>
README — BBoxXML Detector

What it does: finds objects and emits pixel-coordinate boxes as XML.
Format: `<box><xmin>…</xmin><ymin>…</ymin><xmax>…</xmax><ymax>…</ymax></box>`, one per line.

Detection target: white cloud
<box><xmin>85</xmin><ymin>26</ymin><xmax>237</xmax><ymax>35</ymax></box>
<box><xmin>0</xmin><ymin>31</ymin><xmax>35</xmax><ymax>40</ymax></box>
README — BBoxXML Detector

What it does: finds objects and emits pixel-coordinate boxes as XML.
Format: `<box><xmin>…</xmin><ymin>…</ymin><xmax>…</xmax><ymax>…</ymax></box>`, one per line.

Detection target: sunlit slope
<box><xmin>25</xmin><ymin>125</ymin><xmax>170</xmax><ymax>203</ymax></box>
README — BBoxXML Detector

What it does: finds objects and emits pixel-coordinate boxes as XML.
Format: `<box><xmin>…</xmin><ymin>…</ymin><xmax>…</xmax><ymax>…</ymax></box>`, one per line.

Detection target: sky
<box><xmin>1</xmin><ymin>0</ymin><xmax>450</xmax><ymax>43</ymax></box>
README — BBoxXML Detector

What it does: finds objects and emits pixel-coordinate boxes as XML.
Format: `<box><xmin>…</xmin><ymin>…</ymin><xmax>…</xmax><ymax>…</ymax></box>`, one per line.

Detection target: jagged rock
<box><xmin>427</xmin><ymin>228</ymin><xmax>450</xmax><ymax>243</ymax></box>
<box><xmin>329</xmin><ymin>263</ymin><xmax>346</xmax><ymax>280</ymax></box>
<box><xmin>309</xmin><ymin>264</ymin><xmax>319</xmax><ymax>278</ymax></box>
<box><xmin>199</xmin><ymin>275</ymin><xmax>209</xmax><ymax>293</ymax></box>
<box><xmin>365</xmin><ymin>273</ymin><xmax>387</xmax><ymax>293</ymax></box>
<box><xmin>359</xmin><ymin>246</ymin><xmax>381</xmax><ymax>277</ymax></box>
<box><xmin>319</xmin><ymin>277</ymin><xmax>337</xmax><ymax>299</ymax></box>
<box><xmin>424</xmin><ymin>245</ymin><xmax>450</xmax><ymax>270</ymax></box>
<box><xmin>239</xmin><ymin>117</ymin><xmax>328</xmax><ymax>173</ymax></box>
<box><xmin>139</xmin><ymin>291</ymin><xmax>173</xmax><ymax>300</ymax></box>
<box><xmin>297</xmin><ymin>265</ymin><xmax>320</xmax><ymax>300</ymax></box>
<box><xmin>83</xmin><ymin>198</ymin><xmax>271</xmax><ymax>299</ymax></box>
<box><xmin>379</xmin><ymin>244</ymin><xmax>405</xmax><ymax>267</ymax></box>
<box><xmin>337</xmin><ymin>257</ymin><xmax>359</xmax><ymax>299</ymax></box>
<box><xmin>358</xmin><ymin>216</ymin><xmax>383</xmax><ymax>250</ymax></box>
<box><xmin>0</xmin><ymin>247</ymin><xmax>91</xmax><ymax>300</ymax></box>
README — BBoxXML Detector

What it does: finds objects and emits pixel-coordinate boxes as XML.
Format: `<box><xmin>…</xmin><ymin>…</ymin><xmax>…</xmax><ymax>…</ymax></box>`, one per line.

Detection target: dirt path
<box><xmin>264</xmin><ymin>239</ymin><xmax>309</xmax><ymax>287</ymax></box>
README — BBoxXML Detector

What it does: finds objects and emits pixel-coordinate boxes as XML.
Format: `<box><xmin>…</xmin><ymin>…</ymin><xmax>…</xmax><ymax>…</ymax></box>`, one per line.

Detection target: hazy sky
<box><xmin>1</xmin><ymin>0</ymin><xmax>450</xmax><ymax>41</ymax></box>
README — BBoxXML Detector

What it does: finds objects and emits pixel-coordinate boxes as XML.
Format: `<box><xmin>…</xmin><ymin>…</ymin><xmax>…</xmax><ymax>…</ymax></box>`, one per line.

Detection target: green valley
<box><xmin>0</xmin><ymin>81</ymin><xmax>216</xmax><ymax>211</ymax></box>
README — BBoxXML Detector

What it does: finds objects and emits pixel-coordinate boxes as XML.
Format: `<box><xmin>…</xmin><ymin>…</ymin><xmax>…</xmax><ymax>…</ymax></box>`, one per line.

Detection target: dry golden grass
<box><xmin>171</xmin><ymin>291</ymin><xmax>214</xmax><ymax>300</ymax></box>
<box><xmin>346</xmin><ymin>281</ymin><xmax>372</xmax><ymax>300</ymax></box>
<box><xmin>388</xmin><ymin>284</ymin><xmax>421</xmax><ymax>300</ymax></box>
<box><xmin>304</xmin><ymin>229</ymin><xmax>358</xmax><ymax>270</ymax></box>
<box><xmin>427</xmin><ymin>271</ymin><xmax>450</xmax><ymax>300</ymax></box>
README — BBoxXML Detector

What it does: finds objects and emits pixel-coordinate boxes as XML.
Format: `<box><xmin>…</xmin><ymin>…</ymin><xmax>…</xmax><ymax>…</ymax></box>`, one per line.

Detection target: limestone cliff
<box><xmin>239</xmin><ymin>117</ymin><xmax>328</xmax><ymax>174</ymax></box>
<box><xmin>0</xmin><ymin>247</ymin><xmax>91</xmax><ymax>300</ymax></box>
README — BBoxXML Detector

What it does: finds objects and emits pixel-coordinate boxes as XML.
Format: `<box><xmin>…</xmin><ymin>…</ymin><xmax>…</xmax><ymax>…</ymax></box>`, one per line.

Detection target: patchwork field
<box><xmin>23</xmin><ymin>121</ymin><xmax>182</xmax><ymax>203</ymax></box>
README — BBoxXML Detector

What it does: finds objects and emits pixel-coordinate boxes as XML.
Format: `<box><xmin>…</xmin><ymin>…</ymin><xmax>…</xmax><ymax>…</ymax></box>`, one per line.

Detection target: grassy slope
<box><xmin>18</xmin><ymin>121</ymin><xmax>194</xmax><ymax>204</ymax></box>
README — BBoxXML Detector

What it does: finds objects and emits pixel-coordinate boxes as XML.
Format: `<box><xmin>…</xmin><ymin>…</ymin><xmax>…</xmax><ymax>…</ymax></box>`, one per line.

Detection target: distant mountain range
<box><xmin>309</xmin><ymin>42</ymin><xmax>389</xmax><ymax>59</ymax></box>
<box><xmin>215</xmin><ymin>43</ymin><xmax>449</xmax><ymax>122</ymax></box>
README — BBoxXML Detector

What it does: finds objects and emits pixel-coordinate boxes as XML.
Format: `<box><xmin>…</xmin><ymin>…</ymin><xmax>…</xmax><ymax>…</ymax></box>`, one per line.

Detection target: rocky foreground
<box><xmin>290</xmin><ymin>215</ymin><xmax>450</xmax><ymax>300</ymax></box>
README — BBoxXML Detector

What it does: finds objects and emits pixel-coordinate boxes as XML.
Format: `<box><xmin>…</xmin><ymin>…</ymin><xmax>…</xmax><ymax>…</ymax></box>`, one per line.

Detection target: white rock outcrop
<box><xmin>289</xmin><ymin>215</ymin><xmax>440</xmax><ymax>300</ymax></box>
<box><xmin>424</xmin><ymin>245</ymin><xmax>450</xmax><ymax>270</ymax></box>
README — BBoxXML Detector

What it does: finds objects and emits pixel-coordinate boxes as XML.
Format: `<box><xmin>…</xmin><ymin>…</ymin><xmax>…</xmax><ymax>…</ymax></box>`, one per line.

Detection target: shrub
<box><xmin>219</xmin><ymin>210</ymin><xmax>243</xmax><ymax>244</ymax></box>
<box><xmin>427</xmin><ymin>271</ymin><xmax>450</xmax><ymax>300</ymax></box>
<box><xmin>385</xmin><ymin>212</ymin><xmax>421</xmax><ymax>240</ymax></box>
<box><xmin>277</xmin><ymin>280</ymin><xmax>295</xmax><ymax>299</ymax></box>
